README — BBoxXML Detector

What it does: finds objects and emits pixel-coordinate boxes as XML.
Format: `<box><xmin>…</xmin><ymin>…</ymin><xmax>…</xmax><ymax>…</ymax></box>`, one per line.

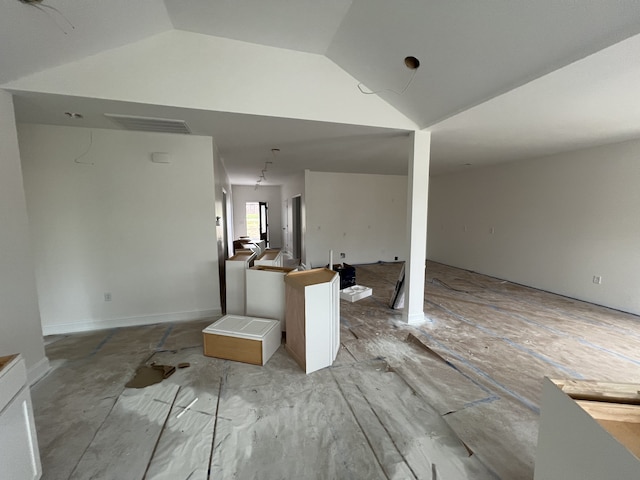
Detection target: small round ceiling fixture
<box><xmin>404</xmin><ymin>56</ymin><xmax>420</xmax><ymax>70</ymax></box>
<box><xmin>64</xmin><ymin>112</ymin><xmax>83</xmax><ymax>119</ymax></box>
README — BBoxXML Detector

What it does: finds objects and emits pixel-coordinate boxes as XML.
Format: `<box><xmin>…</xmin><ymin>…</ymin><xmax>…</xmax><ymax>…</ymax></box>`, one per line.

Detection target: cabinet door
<box><xmin>0</xmin><ymin>387</ymin><xmax>42</xmax><ymax>480</ymax></box>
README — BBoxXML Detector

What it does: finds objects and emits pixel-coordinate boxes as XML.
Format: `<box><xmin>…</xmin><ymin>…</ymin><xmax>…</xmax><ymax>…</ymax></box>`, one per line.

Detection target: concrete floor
<box><xmin>32</xmin><ymin>261</ymin><xmax>640</xmax><ymax>479</ymax></box>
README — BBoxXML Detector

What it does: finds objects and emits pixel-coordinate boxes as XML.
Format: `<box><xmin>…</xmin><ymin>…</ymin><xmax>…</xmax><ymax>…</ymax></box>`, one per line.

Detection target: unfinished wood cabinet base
<box><xmin>284</xmin><ymin>268</ymin><xmax>340</xmax><ymax>374</ymax></box>
<box><xmin>535</xmin><ymin>377</ymin><xmax>640</xmax><ymax>480</ymax></box>
<box><xmin>202</xmin><ymin>315</ymin><xmax>281</xmax><ymax>366</ymax></box>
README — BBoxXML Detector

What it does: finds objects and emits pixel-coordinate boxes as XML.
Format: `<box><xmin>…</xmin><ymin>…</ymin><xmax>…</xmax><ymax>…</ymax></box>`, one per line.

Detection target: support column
<box><xmin>403</xmin><ymin>130</ymin><xmax>431</xmax><ymax>325</ymax></box>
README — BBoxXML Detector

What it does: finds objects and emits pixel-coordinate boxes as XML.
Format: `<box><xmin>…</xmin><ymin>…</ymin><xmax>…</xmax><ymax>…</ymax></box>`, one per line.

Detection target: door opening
<box><xmin>246</xmin><ymin>201</ymin><xmax>269</xmax><ymax>246</ymax></box>
<box><xmin>292</xmin><ymin>195</ymin><xmax>302</xmax><ymax>260</ymax></box>
<box><xmin>259</xmin><ymin>201</ymin><xmax>268</xmax><ymax>246</ymax></box>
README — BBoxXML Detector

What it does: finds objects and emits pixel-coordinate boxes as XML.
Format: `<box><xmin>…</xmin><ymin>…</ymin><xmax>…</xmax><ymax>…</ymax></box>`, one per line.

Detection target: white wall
<box><xmin>213</xmin><ymin>143</ymin><xmax>232</xmax><ymax>310</ymax></box>
<box><xmin>305</xmin><ymin>171</ymin><xmax>408</xmax><ymax>268</ymax></box>
<box><xmin>0</xmin><ymin>91</ymin><xmax>48</xmax><ymax>382</ymax></box>
<box><xmin>19</xmin><ymin>124</ymin><xmax>221</xmax><ymax>334</ymax></box>
<box><xmin>281</xmin><ymin>172</ymin><xmax>306</xmax><ymax>260</ymax></box>
<box><xmin>428</xmin><ymin>139</ymin><xmax>640</xmax><ymax>315</ymax></box>
<box><xmin>231</xmin><ymin>185</ymin><xmax>283</xmax><ymax>248</ymax></box>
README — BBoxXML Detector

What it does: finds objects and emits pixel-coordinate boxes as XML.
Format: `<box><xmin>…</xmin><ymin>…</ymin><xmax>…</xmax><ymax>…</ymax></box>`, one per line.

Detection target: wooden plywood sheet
<box><xmin>284</xmin><ymin>283</ymin><xmax>306</xmax><ymax>372</ymax></box>
<box><xmin>555</xmin><ymin>379</ymin><xmax>640</xmax><ymax>405</ymax></box>
<box><xmin>284</xmin><ymin>268</ymin><xmax>336</xmax><ymax>288</ymax></box>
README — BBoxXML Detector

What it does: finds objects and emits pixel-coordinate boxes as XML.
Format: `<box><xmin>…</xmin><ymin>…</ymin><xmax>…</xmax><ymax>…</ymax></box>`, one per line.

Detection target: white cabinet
<box><xmin>0</xmin><ymin>354</ymin><xmax>42</xmax><ymax>480</ymax></box>
<box><xmin>254</xmin><ymin>249</ymin><xmax>282</xmax><ymax>267</ymax></box>
<box><xmin>203</xmin><ymin>315</ymin><xmax>281</xmax><ymax>366</ymax></box>
<box><xmin>284</xmin><ymin>268</ymin><xmax>340</xmax><ymax>374</ymax></box>
<box><xmin>225</xmin><ymin>251</ymin><xmax>256</xmax><ymax>315</ymax></box>
<box><xmin>246</xmin><ymin>266</ymin><xmax>294</xmax><ymax>331</ymax></box>
<box><xmin>535</xmin><ymin>377</ymin><xmax>640</xmax><ymax>480</ymax></box>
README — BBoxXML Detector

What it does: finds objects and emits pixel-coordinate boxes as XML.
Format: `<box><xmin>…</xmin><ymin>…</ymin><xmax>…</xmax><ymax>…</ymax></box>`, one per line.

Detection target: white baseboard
<box><xmin>28</xmin><ymin>356</ymin><xmax>51</xmax><ymax>386</ymax></box>
<box><xmin>41</xmin><ymin>309</ymin><xmax>222</xmax><ymax>336</ymax></box>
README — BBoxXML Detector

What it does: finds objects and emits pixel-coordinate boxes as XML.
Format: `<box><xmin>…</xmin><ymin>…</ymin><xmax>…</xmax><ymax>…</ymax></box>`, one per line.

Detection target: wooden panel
<box><xmin>285</xmin><ymin>282</ymin><xmax>306</xmax><ymax>371</ymax></box>
<box><xmin>203</xmin><ymin>333</ymin><xmax>263</xmax><ymax>365</ymax></box>
<box><xmin>251</xmin><ymin>265</ymin><xmax>293</xmax><ymax>273</ymax></box>
<box><xmin>0</xmin><ymin>354</ymin><xmax>18</xmax><ymax>371</ymax></box>
<box><xmin>228</xmin><ymin>251</ymin><xmax>255</xmax><ymax>262</ymax></box>
<box><xmin>554</xmin><ymin>379</ymin><xmax>640</xmax><ymax>405</ymax></box>
<box><xmin>70</xmin><ymin>383</ymin><xmax>179</xmax><ymax>480</ymax></box>
<box><xmin>284</xmin><ymin>268</ymin><xmax>336</xmax><ymax>288</ymax></box>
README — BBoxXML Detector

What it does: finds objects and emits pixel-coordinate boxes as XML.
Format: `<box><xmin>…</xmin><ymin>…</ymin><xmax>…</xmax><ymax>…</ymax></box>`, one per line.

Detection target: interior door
<box><xmin>259</xmin><ymin>201</ymin><xmax>268</xmax><ymax>246</ymax></box>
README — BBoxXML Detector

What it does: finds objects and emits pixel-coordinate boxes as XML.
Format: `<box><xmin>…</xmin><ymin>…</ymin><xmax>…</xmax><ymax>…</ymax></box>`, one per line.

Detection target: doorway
<box><xmin>246</xmin><ymin>201</ymin><xmax>269</xmax><ymax>246</ymax></box>
<box><xmin>292</xmin><ymin>195</ymin><xmax>302</xmax><ymax>260</ymax></box>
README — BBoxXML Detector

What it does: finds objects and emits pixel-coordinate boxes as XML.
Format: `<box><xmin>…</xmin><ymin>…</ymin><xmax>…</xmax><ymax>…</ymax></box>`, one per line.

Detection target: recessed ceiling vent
<box><xmin>104</xmin><ymin>114</ymin><xmax>191</xmax><ymax>134</ymax></box>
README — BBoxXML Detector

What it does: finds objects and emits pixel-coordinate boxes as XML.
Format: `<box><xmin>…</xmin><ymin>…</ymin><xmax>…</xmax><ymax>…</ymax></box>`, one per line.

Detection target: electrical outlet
<box><xmin>394</xmin><ymin>256</ymin><xmax>398</xmax><ymax>261</ymax></box>
<box><xmin>104</xmin><ymin>292</ymin><xmax>112</xmax><ymax>301</ymax></box>
<box><xmin>340</xmin><ymin>253</ymin><xmax>346</xmax><ymax>259</ymax></box>
<box><xmin>592</xmin><ymin>276</ymin><xmax>602</xmax><ymax>285</ymax></box>
<box><xmin>490</xmin><ymin>227</ymin><xmax>495</xmax><ymax>234</ymax></box>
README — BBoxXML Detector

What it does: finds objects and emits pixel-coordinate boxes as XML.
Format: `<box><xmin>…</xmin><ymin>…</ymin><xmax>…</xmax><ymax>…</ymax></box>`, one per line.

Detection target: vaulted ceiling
<box><xmin>3</xmin><ymin>0</ymin><xmax>640</xmax><ymax>181</ymax></box>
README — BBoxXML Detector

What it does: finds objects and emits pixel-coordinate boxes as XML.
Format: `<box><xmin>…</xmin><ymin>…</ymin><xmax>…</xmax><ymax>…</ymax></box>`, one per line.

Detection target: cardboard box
<box><xmin>340</xmin><ymin>285</ymin><xmax>372</xmax><ymax>302</ymax></box>
<box><xmin>202</xmin><ymin>315</ymin><xmax>280</xmax><ymax>366</ymax></box>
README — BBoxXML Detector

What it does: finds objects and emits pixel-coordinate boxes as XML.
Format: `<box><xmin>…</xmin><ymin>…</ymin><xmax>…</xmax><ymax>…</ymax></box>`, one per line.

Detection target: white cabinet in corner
<box><xmin>284</xmin><ymin>268</ymin><xmax>340</xmax><ymax>374</ymax></box>
<box><xmin>225</xmin><ymin>251</ymin><xmax>256</xmax><ymax>315</ymax></box>
<box><xmin>535</xmin><ymin>377</ymin><xmax>640</xmax><ymax>480</ymax></box>
<box><xmin>0</xmin><ymin>354</ymin><xmax>42</xmax><ymax>480</ymax></box>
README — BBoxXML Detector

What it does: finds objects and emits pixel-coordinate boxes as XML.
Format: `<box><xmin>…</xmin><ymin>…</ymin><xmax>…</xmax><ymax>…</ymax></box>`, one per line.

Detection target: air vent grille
<box><xmin>104</xmin><ymin>114</ymin><xmax>191</xmax><ymax>134</ymax></box>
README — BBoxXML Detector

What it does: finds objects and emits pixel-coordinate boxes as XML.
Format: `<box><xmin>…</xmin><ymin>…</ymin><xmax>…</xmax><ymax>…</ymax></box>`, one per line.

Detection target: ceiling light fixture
<box><xmin>358</xmin><ymin>55</ymin><xmax>421</xmax><ymax>96</ymax></box>
<box><xmin>255</xmin><ymin>149</ymin><xmax>278</xmax><ymax>190</ymax></box>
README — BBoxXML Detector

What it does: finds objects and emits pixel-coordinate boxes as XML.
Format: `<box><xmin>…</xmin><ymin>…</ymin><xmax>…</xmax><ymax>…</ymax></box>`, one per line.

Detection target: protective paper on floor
<box><xmin>208</xmin><ymin>352</ymin><xmax>496</xmax><ymax>480</ymax></box>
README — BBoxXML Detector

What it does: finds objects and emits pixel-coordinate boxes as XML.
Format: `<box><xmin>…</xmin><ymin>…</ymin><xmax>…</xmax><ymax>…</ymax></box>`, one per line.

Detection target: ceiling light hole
<box><xmin>65</xmin><ymin>112</ymin><xmax>83</xmax><ymax>119</ymax></box>
<box><xmin>404</xmin><ymin>56</ymin><xmax>420</xmax><ymax>70</ymax></box>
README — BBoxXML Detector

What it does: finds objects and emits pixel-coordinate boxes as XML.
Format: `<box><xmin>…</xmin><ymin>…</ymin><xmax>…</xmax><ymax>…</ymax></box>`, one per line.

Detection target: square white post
<box><xmin>403</xmin><ymin>130</ymin><xmax>430</xmax><ymax>324</ymax></box>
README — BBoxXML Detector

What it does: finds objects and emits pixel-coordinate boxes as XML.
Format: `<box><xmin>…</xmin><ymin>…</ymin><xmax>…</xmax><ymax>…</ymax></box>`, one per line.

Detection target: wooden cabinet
<box><xmin>535</xmin><ymin>377</ymin><xmax>640</xmax><ymax>480</ymax></box>
<box><xmin>254</xmin><ymin>249</ymin><xmax>283</xmax><ymax>267</ymax></box>
<box><xmin>246</xmin><ymin>266</ymin><xmax>294</xmax><ymax>331</ymax></box>
<box><xmin>225</xmin><ymin>251</ymin><xmax>256</xmax><ymax>315</ymax></box>
<box><xmin>284</xmin><ymin>268</ymin><xmax>340</xmax><ymax>374</ymax></box>
<box><xmin>202</xmin><ymin>315</ymin><xmax>281</xmax><ymax>366</ymax></box>
<box><xmin>0</xmin><ymin>354</ymin><xmax>42</xmax><ymax>480</ymax></box>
